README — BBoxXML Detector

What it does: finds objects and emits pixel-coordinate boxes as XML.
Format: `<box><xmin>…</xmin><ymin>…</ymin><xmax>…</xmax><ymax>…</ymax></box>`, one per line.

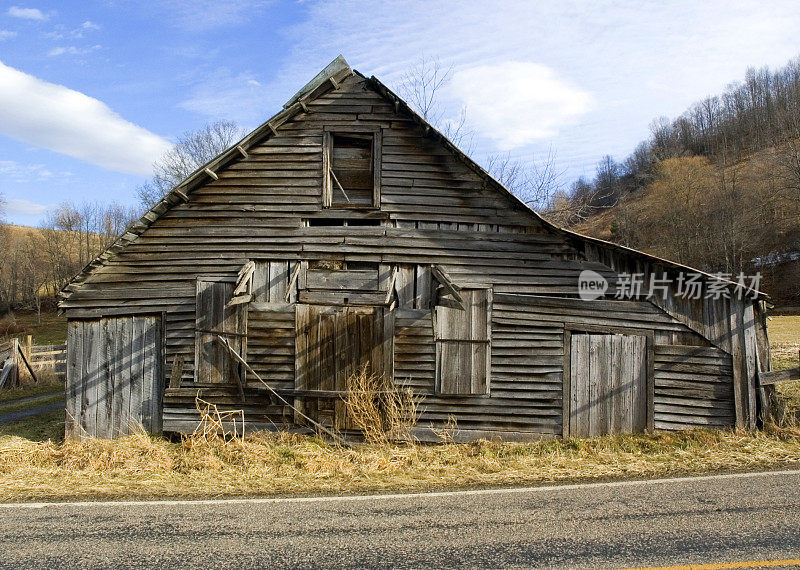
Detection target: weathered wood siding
<box><xmin>61</xmin><ymin>71</ymin><xmax>759</xmax><ymax>438</ymax></box>
<box><xmin>653</xmin><ymin>345</ymin><xmax>735</xmax><ymax>429</ymax></box>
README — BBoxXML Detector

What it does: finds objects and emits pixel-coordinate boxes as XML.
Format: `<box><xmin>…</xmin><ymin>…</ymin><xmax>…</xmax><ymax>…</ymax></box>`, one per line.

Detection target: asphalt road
<box><xmin>1</xmin><ymin>470</ymin><xmax>799</xmax><ymax>569</ymax></box>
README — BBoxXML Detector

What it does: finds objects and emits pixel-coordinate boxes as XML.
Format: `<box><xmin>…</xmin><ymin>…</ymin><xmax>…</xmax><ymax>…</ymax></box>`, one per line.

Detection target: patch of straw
<box><xmin>344</xmin><ymin>366</ymin><xmax>419</xmax><ymax>444</ymax></box>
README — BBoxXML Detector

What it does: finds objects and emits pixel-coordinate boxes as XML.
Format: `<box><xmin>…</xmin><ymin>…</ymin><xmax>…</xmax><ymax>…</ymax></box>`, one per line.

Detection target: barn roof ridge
<box><xmin>59</xmin><ymin>57</ymin><xmax>756</xmax><ymax>302</ymax></box>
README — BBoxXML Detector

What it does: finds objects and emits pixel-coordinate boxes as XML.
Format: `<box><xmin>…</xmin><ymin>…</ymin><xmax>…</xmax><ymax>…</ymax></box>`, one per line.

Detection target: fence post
<box><xmin>9</xmin><ymin>338</ymin><xmax>19</xmax><ymax>388</ymax></box>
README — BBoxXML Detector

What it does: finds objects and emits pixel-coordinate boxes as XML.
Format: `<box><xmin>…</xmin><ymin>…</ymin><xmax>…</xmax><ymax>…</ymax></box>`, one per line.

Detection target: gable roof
<box><xmin>59</xmin><ymin>56</ymin><xmax>762</xmax><ymax>302</ymax></box>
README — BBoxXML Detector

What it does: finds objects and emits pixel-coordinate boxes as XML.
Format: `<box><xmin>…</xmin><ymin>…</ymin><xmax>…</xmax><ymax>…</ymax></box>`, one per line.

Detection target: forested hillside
<box><xmin>562</xmin><ymin>56</ymin><xmax>800</xmax><ymax>304</ymax></box>
<box><xmin>0</xmin><ymin>202</ymin><xmax>138</xmax><ymax>316</ymax></box>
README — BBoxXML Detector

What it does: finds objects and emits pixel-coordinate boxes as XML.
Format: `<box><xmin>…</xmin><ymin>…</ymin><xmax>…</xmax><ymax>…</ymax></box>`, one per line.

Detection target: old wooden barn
<box><xmin>60</xmin><ymin>56</ymin><xmax>773</xmax><ymax>441</ymax></box>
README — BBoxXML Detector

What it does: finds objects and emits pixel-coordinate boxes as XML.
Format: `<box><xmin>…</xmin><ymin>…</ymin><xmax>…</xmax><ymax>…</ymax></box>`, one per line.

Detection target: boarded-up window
<box><xmin>434</xmin><ymin>288</ymin><xmax>491</xmax><ymax>395</ymax></box>
<box><xmin>195</xmin><ymin>279</ymin><xmax>245</xmax><ymax>383</ymax></box>
<box><xmin>323</xmin><ymin>129</ymin><xmax>381</xmax><ymax>208</ymax></box>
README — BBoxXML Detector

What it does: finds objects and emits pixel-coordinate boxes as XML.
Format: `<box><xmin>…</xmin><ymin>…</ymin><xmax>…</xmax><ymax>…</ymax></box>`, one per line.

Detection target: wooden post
<box><xmin>26</xmin><ymin>335</ymin><xmax>33</xmax><ymax>383</ymax></box>
<box><xmin>9</xmin><ymin>338</ymin><xmax>19</xmax><ymax>388</ymax></box>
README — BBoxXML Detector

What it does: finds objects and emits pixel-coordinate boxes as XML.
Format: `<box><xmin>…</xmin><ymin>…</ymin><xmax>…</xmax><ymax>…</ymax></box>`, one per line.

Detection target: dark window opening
<box><xmin>345</xmin><ymin>218</ymin><xmax>381</xmax><ymax>226</ymax></box>
<box><xmin>308</xmin><ymin>218</ymin><xmax>345</xmax><ymax>226</ymax></box>
<box><xmin>331</xmin><ymin>134</ymin><xmax>373</xmax><ymax>206</ymax></box>
<box><xmin>324</xmin><ymin>129</ymin><xmax>380</xmax><ymax>209</ymax></box>
<box><xmin>305</xmin><ymin>217</ymin><xmax>382</xmax><ymax>227</ymax></box>
<box><xmin>307</xmin><ymin>259</ymin><xmax>378</xmax><ymax>272</ymax></box>
<box><xmin>308</xmin><ymin>259</ymin><xmax>345</xmax><ymax>270</ymax></box>
<box><xmin>345</xmin><ymin>261</ymin><xmax>379</xmax><ymax>271</ymax></box>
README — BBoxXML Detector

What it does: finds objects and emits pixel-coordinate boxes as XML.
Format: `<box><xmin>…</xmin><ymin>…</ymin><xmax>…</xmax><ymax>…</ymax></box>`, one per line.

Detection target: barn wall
<box><xmin>61</xmin><ymin>72</ymin><xmax>755</xmax><ymax>437</ymax></box>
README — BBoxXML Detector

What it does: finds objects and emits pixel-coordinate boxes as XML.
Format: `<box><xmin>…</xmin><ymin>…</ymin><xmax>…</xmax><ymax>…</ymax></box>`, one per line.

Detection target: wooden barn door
<box><xmin>295</xmin><ymin>305</ymin><xmax>390</xmax><ymax>430</ymax></box>
<box><xmin>569</xmin><ymin>333</ymin><xmax>647</xmax><ymax>437</ymax></box>
<box><xmin>195</xmin><ymin>279</ymin><xmax>245</xmax><ymax>384</ymax></box>
<box><xmin>66</xmin><ymin>315</ymin><xmax>163</xmax><ymax>439</ymax></box>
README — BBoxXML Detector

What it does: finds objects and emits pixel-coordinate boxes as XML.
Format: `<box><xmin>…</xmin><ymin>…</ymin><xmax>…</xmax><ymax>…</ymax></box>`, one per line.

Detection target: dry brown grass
<box><xmin>17</xmin><ymin>360</ymin><xmax>62</xmax><ymax>387</ymax></box>
<box><xmin>344</xmin><ymin>367</ymin><xmax>419</xmax><ymax>444</ymax></box>
<box><xmin>0</xmin><ymin>427</ymin><xmax>798</xmax><ymax>502</ymax></box>
<box><xmin>769</xmin><ymin>314</ymin><xmax>800</xmax><ymax>370</ymax></box>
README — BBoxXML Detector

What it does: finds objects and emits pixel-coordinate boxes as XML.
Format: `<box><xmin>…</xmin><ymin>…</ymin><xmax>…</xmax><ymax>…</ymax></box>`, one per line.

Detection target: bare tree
<box><xmin>485</xmin><ymin>147</ymin><xmax>565</xmax><ymax>212</ymax></box>
<box><xmin>137</xmin><ymin>120</ymin><xmax>245</xmax><ymax>208</ymax></box>
<box><xmin>398</xmin><ymin>56</ymin><xmax>473</xmax><ymax>152</ymax></box>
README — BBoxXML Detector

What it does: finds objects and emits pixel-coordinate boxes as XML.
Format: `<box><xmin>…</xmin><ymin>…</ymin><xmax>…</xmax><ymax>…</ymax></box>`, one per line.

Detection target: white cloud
<box><xmin>7</xmin><ymin>6</ymin><xmax>47</xmax><ymax>21</ymax></box>
<box><xmin>0</xmin><ymin>30</ymin><xmax>17</xmax><ymax>41</ymax></box>
<box><xmin>81</xmin><ymin>21</ymin><xmax>100</xmax><ymax>31</ymax></box>
<box><xmin>281</xmin><ymin>0</ymin><xmax>800</xmax><ymax>178</ymax></box>
<box><xmin>7</xmin><ymin>198</ymin><xmax>49</xmax><ymax>216</ymax></box>
<box><xmin>449</xmin><ymin>62</ymin><xmax>593</xmax><ymax>150</ymax></box>
<box><xmin>0</xmin><ymin>60</ymin><xmax>172</xmax><ymax>176</ymax></box>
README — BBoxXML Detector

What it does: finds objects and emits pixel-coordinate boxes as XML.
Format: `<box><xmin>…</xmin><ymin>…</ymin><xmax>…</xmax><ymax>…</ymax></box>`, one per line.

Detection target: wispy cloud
<box><xmin>47</xmin><ymin>45</ymin><xmax>101</xmax><ymax>57</ymax></box>
<box><xmin>179</xmin><ymin>69</ymin><xmax>269</xmax><ymax>125</ymax></box>
<box><xmin>0</xmin><ymin>60</ymin><xmax>172</xmax><ymax>176</ymax></box>
<box><xmin>7</xmin><ymin>6</ymin><xmax>47</xmax><ymax>21</ymax></box>
<box><xmin>0</xmin><ymin>30</ymin><xmax>17</xmax><ymax>41</ymax></box>
<box><xmin>449</xmin><ymin>62</ymin><xmax>593</xmax><ymax>149</ymax></box>
<box><xmin>148</xmin><ymin>0</ymin><xmax>271</xmax><ymax>31</ymax></box>
<box><xmin>7</xmin><ymin>198</ymin><xmax>49</xmax><ymax>216</ymax></box>
<box><xmin>0</xmin><ymin>160</ymin><xmax>55</xmax><ymax>182</ymax></box>
<box><xmin>268</xmin><ymin>0</ymin><xmax>800</xmax><ymax>179</ymax></box>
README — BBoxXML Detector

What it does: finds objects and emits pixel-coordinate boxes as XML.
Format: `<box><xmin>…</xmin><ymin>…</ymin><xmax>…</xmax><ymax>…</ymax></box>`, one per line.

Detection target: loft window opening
<box><xmin>323</xmin><ymin>127</ymin><xmax>381</xmax><ymax>209</ymax></box>
<box><xmin>307</xmin><ymin>218</ymin><xmax>345</xmax><ymax>226</ymax></box>
<box><xmin>345</xmin><ymin>261</ymin><xmax>379</xmax><ymax>271</ymax></box>
<box><xmin>346</xmin><ymin>218</ymin><xmax>381</xmax><ymax>226</ymax></box>
<box><xmin>305</xmin><ymin>217</ymin><xmax>382</xmax><ymax>227</ymax></box>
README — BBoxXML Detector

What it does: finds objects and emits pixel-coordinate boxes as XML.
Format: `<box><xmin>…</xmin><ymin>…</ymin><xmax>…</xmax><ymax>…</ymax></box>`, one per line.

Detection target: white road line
<box><xmin>2</xmin><ymin>469</ymin><xmax>798</xmax><ymax>509</ymax></box>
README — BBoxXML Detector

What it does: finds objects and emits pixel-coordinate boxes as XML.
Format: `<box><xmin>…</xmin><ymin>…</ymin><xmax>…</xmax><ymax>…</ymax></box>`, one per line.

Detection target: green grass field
<box><xmin>3</xmin><ymin>310</ymin><xmax>68</xmax><ymax>345</ymax></box>
<box><xmin>0</xmin><ymin>409</ymin><xmax>64</xmax><ymax>442</ymax></box>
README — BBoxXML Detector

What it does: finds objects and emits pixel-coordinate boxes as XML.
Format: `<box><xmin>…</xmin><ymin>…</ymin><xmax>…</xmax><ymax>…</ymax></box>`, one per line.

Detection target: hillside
<box><xmin>0</xmin><ymin>218</ymin><xmax>115</xmax><ymax>314</ymax></box>
<box><xmin>558</xmin><ymin>55</ymin><xmax>800</xmax><ymax>305</ymax></box>
<box><xmin>571</xmin><ymin>147</ymin><xmax>800</xmax><ymax>304</ymax></box>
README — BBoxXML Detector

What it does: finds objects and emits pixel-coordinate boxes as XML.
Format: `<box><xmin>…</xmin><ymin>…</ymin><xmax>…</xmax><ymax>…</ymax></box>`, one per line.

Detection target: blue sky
<box><xmin>1</xmin><ymin>1</ymin><xmax>799</xmax><ymax>226</ymax></box>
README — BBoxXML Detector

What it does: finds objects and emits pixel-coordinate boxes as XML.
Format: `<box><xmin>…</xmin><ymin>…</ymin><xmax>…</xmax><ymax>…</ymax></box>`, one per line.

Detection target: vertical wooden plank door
<box><xmin>569</xmin><ymin>333</ymin><xmax>647</xmax><ymax>437</ymax></box>
<box><xmin>295</xmin><ymin>305</ymin><xmax>389</xmax><ymax>430</ymax></box>
<box><xmin>65</xmin><ymin>315</ymin><xmax>163</xmax><ymax>439</ymax></box>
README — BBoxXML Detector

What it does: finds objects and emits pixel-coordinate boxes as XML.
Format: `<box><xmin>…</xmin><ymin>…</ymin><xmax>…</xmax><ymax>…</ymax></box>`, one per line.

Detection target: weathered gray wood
<box><xmin>65</xmin><ymin>320</ymin><xmax>83</xmax><ymax>439</ymax></box>
<box><xmin>729</xmin><ymin>298</ymin><xmax>747</xmax><ymax>429</ymax></box>
<box><xmin>569</xmin><ymin>333</ymin><xmax>647</xmax><ymax>437</ymax></box>
<box><xmin>82</xmin><ymin>319</ymin><xmax>100</xmax><ymax>439</ymax></box>
<box><xmin>742</xmin><ymin>302</ymin><xmax>758</xmax><ymax>429</ymax></box>
<box><xmin>196</xmin><ymin>279</ymin><xmax>241</xmax><ymax>384</ymax></box>
<box><xmin>169</xmin><ymin>354</ymin><xmax>185</xmax><ymax>389</ymax></box>
<box><xmin>570</xmin><ymin>334</ymin><xmax>590</xmax><ymax>437</ymax></box>
<box><xmin>66</xmin><ymin>315</ymin><xmax>162</xmax><ymax>438</ymax></box>
<box><xmin>435</xmin><ymin>288</ymin><xmax>490</xmax><ymax>395</ymax></box>
<box><xmin>561</xmin><ymin>330</ymin><xmax>571</xmax><ymax>439</ymax></box>
<box><xmin>759</xmin><ymin>367</ymin><xmax>800</xmax><ymax>386</ymax></box>
<box><xmin>58</xmin><ymin>70</ymin><xmax>754</xmax><ymax>440</ymax></box>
